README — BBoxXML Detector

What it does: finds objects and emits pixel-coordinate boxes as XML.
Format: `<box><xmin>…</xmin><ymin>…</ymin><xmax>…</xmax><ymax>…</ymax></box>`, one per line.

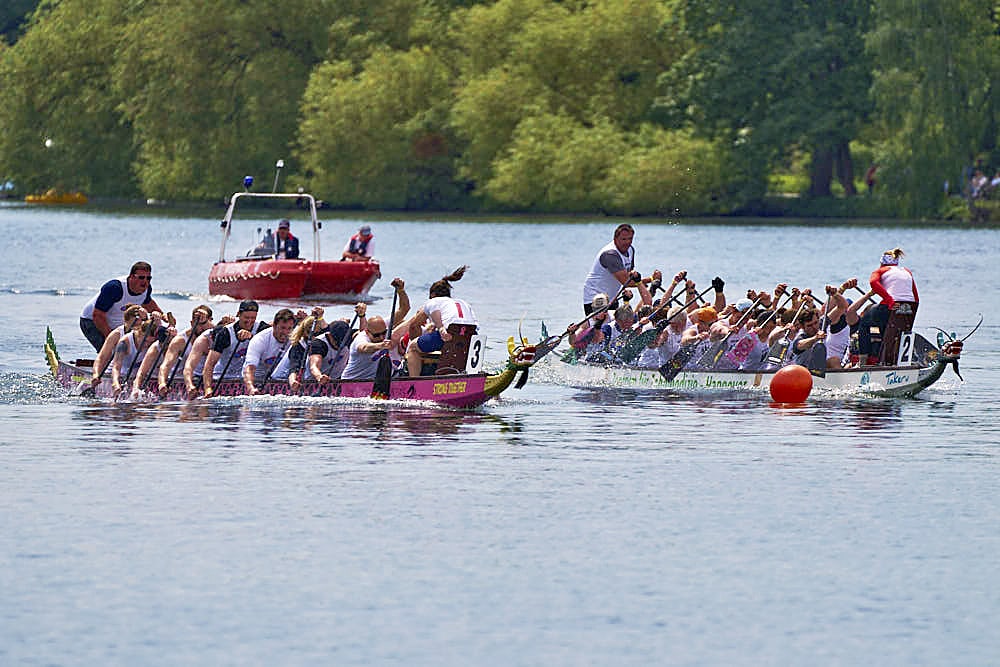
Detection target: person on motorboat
<box><xmin>251</xmin><ymin>219</ymin><xmax>299</xmax><ymax>259</ymax></box>
<box><xmin>402</xmin><ymin>266</ymin><xmax>478</xmax><ymax>377</ymax></box>
<box><xmin>202</xmin><ymin>300</ymin><xmax>269</xmax><ymax>398</ymax></box>
<box><xmin>342</xmin><ymin>224</ymin><xmax>375</xmax><ymax>261</ymax></box>
<box><xmin>243</xmin><ymin>308</ymin><xmax>296</xmax><ymax>394</ymax></box>
<box><xmin>80</xmin><ymin>261</ymin><xmax>162</xmax><ymax>351</ymax></box>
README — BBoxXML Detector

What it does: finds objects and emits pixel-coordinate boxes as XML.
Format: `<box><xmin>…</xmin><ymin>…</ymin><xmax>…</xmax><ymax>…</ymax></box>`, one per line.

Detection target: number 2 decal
<box><xmin>898</xmin><ymin>333</ymin><xmax>912</xmax><ymax>364</ymax></box>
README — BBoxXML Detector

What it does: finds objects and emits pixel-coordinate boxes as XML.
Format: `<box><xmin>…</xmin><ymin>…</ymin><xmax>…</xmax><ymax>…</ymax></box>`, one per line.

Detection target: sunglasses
<box><xmin>369</xmin><ymin>329</ymin><xmax>387</xmax><ymax>339</ymax></box>
<box><xmin>133</xmin><ymin>274</ymin><xmax>152</xmax><ymax>281</ymax></box>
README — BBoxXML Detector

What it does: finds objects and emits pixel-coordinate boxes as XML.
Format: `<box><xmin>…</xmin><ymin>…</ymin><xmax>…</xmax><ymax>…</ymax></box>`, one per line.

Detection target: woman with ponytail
<box><xmin>868</xmin><ymin>248</ymin><xmax>919</xmax><ymax>365</ymax></box>
<box><xmin>402</xmin><ymin>266</ymin><xmax>479</xmax><ymax>376</ymax></box>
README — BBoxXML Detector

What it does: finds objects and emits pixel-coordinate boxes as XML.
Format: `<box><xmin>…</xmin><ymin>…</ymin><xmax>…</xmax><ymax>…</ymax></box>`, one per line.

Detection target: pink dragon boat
<box><xmin>45</xmin><ymin>329</ymin><xmax>536</xmax><ymax>409</ymax></box>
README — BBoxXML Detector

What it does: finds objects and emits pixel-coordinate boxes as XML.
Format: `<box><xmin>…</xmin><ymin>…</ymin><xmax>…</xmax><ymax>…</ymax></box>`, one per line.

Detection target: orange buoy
<box><xmin>769</xmin><ymin>364</ymin><xmax>813</xmax><ymax>402</ymax></box>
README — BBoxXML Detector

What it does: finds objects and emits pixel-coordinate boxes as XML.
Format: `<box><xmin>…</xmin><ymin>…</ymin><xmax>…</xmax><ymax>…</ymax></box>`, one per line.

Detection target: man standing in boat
<box><xmin>79</xmin><ymin>261</ymin><xmax>162</xmax><ymax>351</ymax></box>
<box><xmin>342</xmin><ymin>224</ymin><xmax>375</xmax><ymax>261</ymax></box>
<box><xmin>582</xmin><ymin>224</ymin><xmax>642</xmax><ymax>315</ymax></box>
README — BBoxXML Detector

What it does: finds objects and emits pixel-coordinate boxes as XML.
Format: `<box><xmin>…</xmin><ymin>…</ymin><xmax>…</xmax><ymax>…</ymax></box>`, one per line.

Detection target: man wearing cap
<box><xmin>200</xmin><ymin>300</ymin><xmax>270</xmax><ymax>397</ymax></box>
<box><xmin>342</xmin><ymin>225</ymin><xmax>375</xmax><ymax>261</ymax></box>
<box><xmin>274</xmin><ymin>219</ymin><xmax>299</xmax><ymax>259</ymax></box>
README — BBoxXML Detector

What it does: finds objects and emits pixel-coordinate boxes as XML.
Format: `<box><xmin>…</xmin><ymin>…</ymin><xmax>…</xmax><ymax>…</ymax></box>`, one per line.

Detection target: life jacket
<box><xmin>348</xmin><ymin>234</ymin><xmax>371</xmax><ymax>255</ymax></box>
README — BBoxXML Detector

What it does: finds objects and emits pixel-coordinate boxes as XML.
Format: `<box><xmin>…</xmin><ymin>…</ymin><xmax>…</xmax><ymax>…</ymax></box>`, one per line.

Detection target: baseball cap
<box><xmin>278</xmin><ymin>219</ymin><xmax>290</xmax><ymax>229</ymax></box>
<box><xmin>326</xmin><ymin>320</ymin><xmax>351</xmax><ymax>344</ymax></box>
<box><xmin>238</xmin><ymin>300</ymin><xmax>259</xmax><ymax>313</ymax></box>
<box><xmin>359</xmin><ymin>225</ymin><xmax>372</xmax><ymax>236</ymax></box>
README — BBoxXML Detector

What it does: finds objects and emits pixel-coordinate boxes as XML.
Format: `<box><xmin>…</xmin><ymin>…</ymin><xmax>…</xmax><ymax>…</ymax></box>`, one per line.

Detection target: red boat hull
<box><xmin>209</xmin><ymin>259</ymin><xmax>380</xmax><ymax>301</ymax></box>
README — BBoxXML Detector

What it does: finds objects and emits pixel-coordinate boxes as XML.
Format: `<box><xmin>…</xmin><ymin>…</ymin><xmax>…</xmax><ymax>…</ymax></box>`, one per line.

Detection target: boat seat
<box><xmin>434</xmin><ymin>323</ymin><xmax>478</xmax><ymax>375</ymax></box>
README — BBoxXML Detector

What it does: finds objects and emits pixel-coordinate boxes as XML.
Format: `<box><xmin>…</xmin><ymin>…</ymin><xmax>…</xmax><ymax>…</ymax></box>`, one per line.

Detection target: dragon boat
<box><xmin>208</xmin><ymin>187</ymin><xmax>380</xmax><ymax>301</ymax></box>
<box><xmin>544</xmin><ymin>331</ymin><xmax>966</xmax><ymax>399</ymax></box>
<box><xmin>45</xmin><ymin>328</ymin><xmax>537</xmax><ymax>409</ymax></box>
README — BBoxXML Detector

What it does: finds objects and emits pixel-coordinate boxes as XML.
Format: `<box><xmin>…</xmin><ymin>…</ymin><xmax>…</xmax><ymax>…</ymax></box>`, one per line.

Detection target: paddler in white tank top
<box><xmin>79</xmin><ymin>261</ymin><xmax>162</xmax><ymax>352</ymax></box>
<box><xmin>583</xmin><ymin>224</ymin><xmax>640</xmax><ymax>314</ymax></box>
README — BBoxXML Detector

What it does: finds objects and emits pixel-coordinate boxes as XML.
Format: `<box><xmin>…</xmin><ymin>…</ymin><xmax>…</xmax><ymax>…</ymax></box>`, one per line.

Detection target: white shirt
<box><xmin>422</xmin><ymin>297</ymin><xmax>478</xmax><ymax>329</ymax></box>
<box><xmin>583</xmin><ymin>241</ymin><xmax>634</xmax><ymax>305</ymax></box>
<box><xmin>244</xmin><ymin>328</ymin><xmax>290</xmax><ymax>381</ymax></box>
<box><xmin>341</xmin><ymin>332</ymin><xmax>385</xmax><ymax>380</ymax></box>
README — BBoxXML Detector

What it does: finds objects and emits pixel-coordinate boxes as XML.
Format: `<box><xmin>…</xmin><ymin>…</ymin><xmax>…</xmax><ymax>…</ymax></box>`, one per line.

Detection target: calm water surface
<box><xmin>1</xmin><ymin>202</ymin><xmax>998</xmax><ymax>665</ymax></box>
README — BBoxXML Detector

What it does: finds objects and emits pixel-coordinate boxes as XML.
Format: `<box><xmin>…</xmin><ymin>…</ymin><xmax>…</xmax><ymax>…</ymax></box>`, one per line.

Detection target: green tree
<box><xmin>866</xmin><ymin>0</ymin><xmax>1000</xmax><ymax>216</ymax></box>
<box><xmin>112</xmin><ymin>0</ymin><xmax>336</xmax><ymax>199</ymax></box>
<box><xmin>0</xmin><ymin>0</ymin><xmax>39</xmax><ymax>45</ymax></box>
<box><xmin>448</xmin><ymin>0</ymin><xmax>689</xmax><ymax>210</ymax></box>
<box><xmin>297</xmin><ymin>45</ymin><xmax>461</xmax><ymax>209</ymax></box>
<box><xmin>0</xmin><ymin>0</ymin><xmax>137</xmax><ymax>196</ymax></box>
<box><xmin>662</xmin><ymin>0</ymin><xmax>874</xmax><ymax>206</ymax></box>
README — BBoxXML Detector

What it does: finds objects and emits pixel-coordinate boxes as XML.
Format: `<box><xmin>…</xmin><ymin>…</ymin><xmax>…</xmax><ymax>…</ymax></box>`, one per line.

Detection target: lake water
<box><xmin>1</xmin><ymin>201</ymin><xmax>998</xmax><ymax>666</ymax></box>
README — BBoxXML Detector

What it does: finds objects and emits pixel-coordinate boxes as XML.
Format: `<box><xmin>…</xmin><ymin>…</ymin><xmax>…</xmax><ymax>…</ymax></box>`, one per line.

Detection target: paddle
<box><xmin>163</xmin><ymin>327</ymin><xmax>198</xmax><ymax>393</ymax></box>
<box><xmin>692</xmin><ymin>292</ymin><xmax>769</xmax><ymax>369</ymax></box>
<box><xmin>804</xmin><ymin>291</ymin><xmax>834</xmax><ymax>377</ymax></box>
<box><xmin>766</xmin><ymin>299</ymin><xmax>809</xmax><ymax>368</ymax></box>
<box><xmin>611</xmin><ymin>283</ymin><xmax>712</xmax><ymax>364</ymax></box>
<box><xmin>533</xmin><ymin>282</ymin><xmax>631</xmax><ymax>362</ymax></box>
<box><xmin>118</xmin><ymin>329</ymin><xmax>153</xmax><ymax>397</ymax></box>
<box><xmin>292</xmin><ymin>314</ymin><xmax>323</xmax><ymax>395</ymax></box>
<box><xmin>371</xmin><ymin>289</ymin><xmax>400</xmax><ymax>399</ymax></box>
<box><xmin>207</xmin><ymin>328</ymin><xmax>252</xmax><ymax>397</ymax></box>
<box><xmin>653</xmin><ymin>285</ymin><xmax>724</xmax><ymax>380</ymax></box>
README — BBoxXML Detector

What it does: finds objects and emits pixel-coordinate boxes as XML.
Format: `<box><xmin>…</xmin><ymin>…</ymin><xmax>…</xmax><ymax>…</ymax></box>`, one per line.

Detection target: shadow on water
<box><xmin>66</xmin><ymin>397</ymin><xmax>522</xmax><ymax>451</ymax></box>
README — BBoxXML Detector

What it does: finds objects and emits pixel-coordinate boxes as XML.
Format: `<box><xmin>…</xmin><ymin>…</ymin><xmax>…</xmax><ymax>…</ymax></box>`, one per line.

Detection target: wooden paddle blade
<box><xmin>370</xmin><ymin>355</ymin><xmax>392</xmax><ymax>399</ymax></box>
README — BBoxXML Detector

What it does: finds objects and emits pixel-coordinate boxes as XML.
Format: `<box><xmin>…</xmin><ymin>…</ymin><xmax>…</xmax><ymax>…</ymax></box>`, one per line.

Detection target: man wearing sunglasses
<box><xmin>341</xmin><ymin>315</ymin><xmax>393</xmax><ymax>380</ymax></box>
<box><xmin>80</xmin><ymin>261</ymin><xmax>162</xmax><ymax>351</ymax></box>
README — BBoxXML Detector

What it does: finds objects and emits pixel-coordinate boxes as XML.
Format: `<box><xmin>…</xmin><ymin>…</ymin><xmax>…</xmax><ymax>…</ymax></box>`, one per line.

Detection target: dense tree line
<box><xmin>0</xmin><ymin>0</ymin><xmax>997</xmax><ymax>217</ymax></box>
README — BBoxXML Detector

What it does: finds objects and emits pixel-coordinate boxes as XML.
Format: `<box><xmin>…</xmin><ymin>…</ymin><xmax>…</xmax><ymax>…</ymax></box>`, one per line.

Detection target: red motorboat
<box><xmin>208</xmin><ymin>191</ymin><xmax>380</xmax><ymax>301</ymax></box>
